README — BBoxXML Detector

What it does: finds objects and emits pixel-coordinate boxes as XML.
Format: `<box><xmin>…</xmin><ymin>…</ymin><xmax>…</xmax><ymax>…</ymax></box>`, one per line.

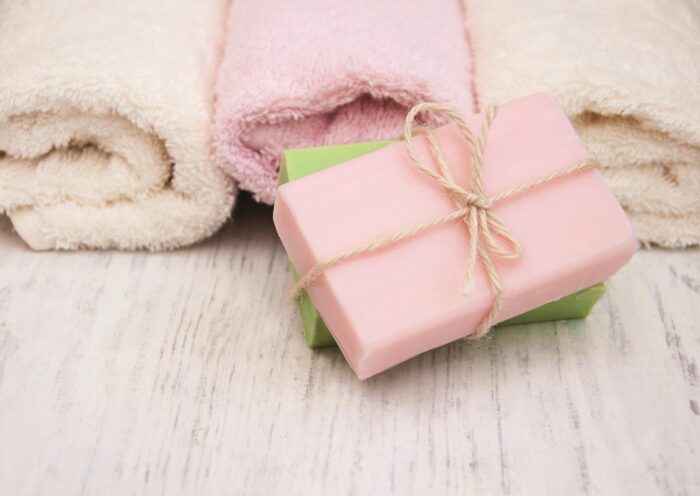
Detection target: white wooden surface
<box><xmin>0</xmin><ymin>197</ymin><xmax>698</xmax><ymax>495</ymax></box>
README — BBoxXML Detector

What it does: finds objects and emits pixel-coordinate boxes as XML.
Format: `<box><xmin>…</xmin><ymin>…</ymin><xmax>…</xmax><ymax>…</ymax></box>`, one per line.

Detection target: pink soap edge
<box><xmin>274</xmin><ymin>188</ymin><xmax>369</xmax><ymax>367</ymax></box>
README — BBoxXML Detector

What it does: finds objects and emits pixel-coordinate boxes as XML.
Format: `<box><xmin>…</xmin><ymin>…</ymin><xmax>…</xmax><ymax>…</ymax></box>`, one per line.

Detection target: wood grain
<box><xmin>0</xmin><ymin>197</ymin><xmax>698</xmax><ymax>495</ymax></box>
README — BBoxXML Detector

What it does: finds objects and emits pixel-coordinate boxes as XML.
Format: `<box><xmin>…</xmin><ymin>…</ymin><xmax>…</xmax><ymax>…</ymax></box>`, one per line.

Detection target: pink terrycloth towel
<box><xmin>213</xmin><ymin>0</ymin><xmax>474</xmax><ymax>204</ymax></box>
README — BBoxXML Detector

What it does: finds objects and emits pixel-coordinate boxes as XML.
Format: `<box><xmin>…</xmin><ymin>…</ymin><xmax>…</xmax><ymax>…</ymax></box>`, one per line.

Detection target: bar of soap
<box><xmin>274</xmin><ymin>93</ymin><xmax>637</xmax><ymax>379</ymax></box>
<box><xmin>280</xmin><ymin>142</ymin><xmax>608</xmax><ymax>348</ymax></box>
<box><xmin>280</xmin><ymin>141</ymin><xmax>392</xmax><ymax>184</ymax></box>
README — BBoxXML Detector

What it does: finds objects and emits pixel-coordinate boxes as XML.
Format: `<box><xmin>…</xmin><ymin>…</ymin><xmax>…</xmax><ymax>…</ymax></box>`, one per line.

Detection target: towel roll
<box><xmin>213</xmin><ymin>0</ymin><xmax>475</xmax><ymax>204</ymax></box>
<box><xmin>0</xmin><ymin>0</ymin><xmax>235</xmax><ymax>250</ymax></box>
<box><xmin>464</xmin><ymin>0</ymin><xmax>700</xmax><ymax>247</ymax></box>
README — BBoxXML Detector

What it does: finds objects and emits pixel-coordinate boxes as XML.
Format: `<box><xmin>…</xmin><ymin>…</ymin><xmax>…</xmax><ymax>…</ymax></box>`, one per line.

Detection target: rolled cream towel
<box><xmin>213</xmin><ymin>0</ymin><xmax>474</xmax><ymax>204</ymax></box>
<box><xmin>0</xmin><ymin>0</ymin><xmax>235</xmax><ymax>250</ymax></box>
<box><xmin>464</xmin><ymin>0</ymin><xmax>700</xmax><ymax>247</ymax></box>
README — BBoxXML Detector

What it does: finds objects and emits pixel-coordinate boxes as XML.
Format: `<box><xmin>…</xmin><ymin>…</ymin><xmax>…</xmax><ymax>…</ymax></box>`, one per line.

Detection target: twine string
<box><xmin>289</xmin><ymin>103</ymin><xmax>596</xmax><ymax>338</ymax></box>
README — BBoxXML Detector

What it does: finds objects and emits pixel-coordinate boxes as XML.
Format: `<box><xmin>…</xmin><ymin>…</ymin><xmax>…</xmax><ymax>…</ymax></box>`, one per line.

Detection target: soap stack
<box><xmin>274</xmin><ymin>94</ymin><xmax>637</xmax><ymax>379</ymax></box>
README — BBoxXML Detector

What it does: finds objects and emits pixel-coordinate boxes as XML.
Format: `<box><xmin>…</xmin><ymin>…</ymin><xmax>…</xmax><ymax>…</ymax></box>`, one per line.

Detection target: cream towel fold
<box><xmin>465</xmin><ymin>0</ymin><xmax>700</xmax><ymax>247</ymax></box>
<box><xmin>0</xmin><ymin>0</ymin><xmax>235</xmax><ymax>250</ymax></box>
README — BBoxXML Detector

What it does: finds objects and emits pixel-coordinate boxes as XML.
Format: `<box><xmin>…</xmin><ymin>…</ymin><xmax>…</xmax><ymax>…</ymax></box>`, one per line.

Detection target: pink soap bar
<box><xmin>274</xmin><ymin>93</ymin><xmax>637</xmax><ymax>379</ymax></box>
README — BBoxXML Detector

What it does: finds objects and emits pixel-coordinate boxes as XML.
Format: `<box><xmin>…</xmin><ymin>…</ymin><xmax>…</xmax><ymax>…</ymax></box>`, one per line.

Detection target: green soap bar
<box><xmin>279</xmin><ymin>141</ymin><xmax>607</xmax><ymax>348</ymax></box>
<box><xmin>280</xmin><ymin>141</ymin><xmax>393</xmax><ymax>184</ymax></box>
<box><xmin>498</xmin><ymin>284</ymin><xmax>606</xmax><ymax>326</ymax></box>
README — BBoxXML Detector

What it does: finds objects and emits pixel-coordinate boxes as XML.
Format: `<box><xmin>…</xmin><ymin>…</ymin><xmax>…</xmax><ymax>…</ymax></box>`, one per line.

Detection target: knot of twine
<box><xmin>290</xmin><ymin>102</ymin><xmax>596</xmax><ymax>338</ymax></box>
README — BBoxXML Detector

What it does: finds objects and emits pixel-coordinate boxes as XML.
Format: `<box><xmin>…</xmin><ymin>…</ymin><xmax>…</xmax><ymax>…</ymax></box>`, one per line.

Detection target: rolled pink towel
<box><xmin>213</xmin><ymin>0</ymin><xmax>474</xmax><ymax>204</ymax></box>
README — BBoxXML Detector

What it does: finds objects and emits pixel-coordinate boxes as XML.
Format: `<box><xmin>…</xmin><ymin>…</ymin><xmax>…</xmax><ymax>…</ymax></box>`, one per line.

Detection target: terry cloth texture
<box><xmin>465</xmin><ymin>0</ymin><xmax>700</xmax><ymax>247</ymax></box>
<box><xmin>0</xmin><ymin>0</ymin><xmax>236</xmax><ymax>250</ymax></box>
<box><xmin>213</xmin><ymin>0</ymin><xmax>475</xmax><ymax>204</ymax></box>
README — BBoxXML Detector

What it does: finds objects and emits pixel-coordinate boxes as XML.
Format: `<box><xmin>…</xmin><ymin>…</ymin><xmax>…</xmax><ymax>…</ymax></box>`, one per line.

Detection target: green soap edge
<box><xmin>280</xmin><ymin>141</ymin><xmax>607</xmax><ymax>348</ymax></box>
<box><xmin>498</xmin><ymin>284</ymin><xmax>606</xmax><ymax>326</ymax></box>
<box><xmin>280</xmin><ymin>141</ymin><xmax>394</xmax><ymax>184</ymax></box>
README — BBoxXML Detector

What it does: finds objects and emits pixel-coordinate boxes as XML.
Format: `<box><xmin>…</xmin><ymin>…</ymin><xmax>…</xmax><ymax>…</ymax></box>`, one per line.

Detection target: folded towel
<box><xmin>0</xmin><ymin>0</ymin><xmax>235</xmax><ymax>250</ymax></box>
<box><xmin>464</xmin><ymin>0</ymin><xmax>700</xmax><ymax>247</ymax></box>
<box><xmin>213</xmin><ymin>0</ymin><xmax>474</xmax><ymax>204</ymax></box>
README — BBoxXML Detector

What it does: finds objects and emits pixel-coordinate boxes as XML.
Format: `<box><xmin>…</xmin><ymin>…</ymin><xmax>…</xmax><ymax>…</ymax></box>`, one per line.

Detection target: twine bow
<box><xmin>290</xmin><ymin>102</ymin><xmax>596</xmax><ymax>338</ymax></box>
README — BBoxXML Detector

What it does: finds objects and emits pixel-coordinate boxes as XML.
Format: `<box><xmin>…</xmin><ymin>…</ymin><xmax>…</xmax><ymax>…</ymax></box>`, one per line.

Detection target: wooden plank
<box><xmin>0</xmin><ymin>199</ymin><xmax>698</xmax><ymax>495</ymax></box>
